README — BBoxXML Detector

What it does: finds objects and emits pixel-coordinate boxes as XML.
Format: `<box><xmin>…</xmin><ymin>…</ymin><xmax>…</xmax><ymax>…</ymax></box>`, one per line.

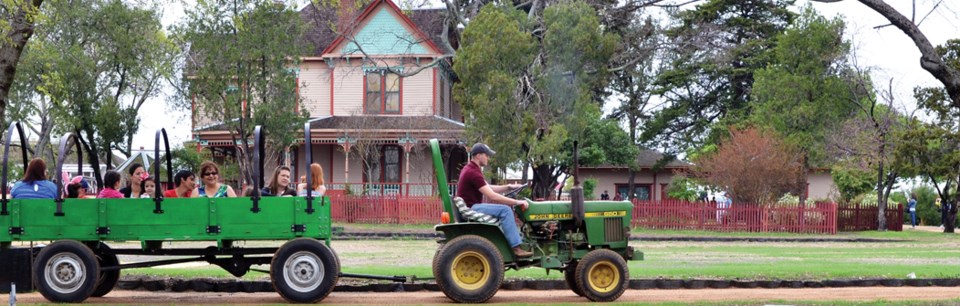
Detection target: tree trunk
<box><xmin>876</xmin><ymin>158</ymin><xmax>887</xmax><ymax>231</ymax></box>
<box><xmin>0</xmin><ymin>0</ymin><xmax>44</xmax><ymax>133</ymax></box>
<box><xmin>531</xmin><ymin>164</ymin><xmax>559</xmax><ymax>200</ymax></box>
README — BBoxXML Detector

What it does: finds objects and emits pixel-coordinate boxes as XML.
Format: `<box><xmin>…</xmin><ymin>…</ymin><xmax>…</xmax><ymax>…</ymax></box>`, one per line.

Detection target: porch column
<box><xmin>398</xmin><ymin>136</ymin><xmax>417</xmax><ymax>186</ymax></box>
<box><xmin>337</xmin><ymin>136</ymin><xmax>354</xmax><ymax>184</ymax></box>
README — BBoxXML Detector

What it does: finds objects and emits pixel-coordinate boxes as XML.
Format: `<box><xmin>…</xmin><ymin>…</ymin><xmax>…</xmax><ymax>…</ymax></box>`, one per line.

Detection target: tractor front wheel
<box><xmin>433</xmin><ymin>235</ymin><xmax>504</xmax><ymax>303</ymax></box>
<box><xmin>33</xmin><ymin>240</ymin><xmax>100</xmax><ymax>303</ymax></box>
<box><xmin>575</xmin><ymin>249</ymin><xmax>628</xmax><ymax>302</ymax></box>
<box><xmin>270</xmin><ymin>238</ymin><xmax>340</xmax><ymax>303</ymax></box>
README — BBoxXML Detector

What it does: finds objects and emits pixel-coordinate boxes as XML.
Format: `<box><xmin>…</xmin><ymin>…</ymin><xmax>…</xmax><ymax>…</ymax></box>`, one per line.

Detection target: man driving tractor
<box><xmin>456</xmin><ymin>143</ymin><xmax>533</xmax><ymax>258</ymax></box>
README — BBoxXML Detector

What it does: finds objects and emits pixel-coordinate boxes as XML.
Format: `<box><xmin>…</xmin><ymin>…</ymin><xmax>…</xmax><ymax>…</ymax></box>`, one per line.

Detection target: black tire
<box><xmin>575</xmin><ymin>249</ymin><xmax>628</xmax><ymax>302</ymax></box>
<box><xmin>433</xmin><ymin>235</ymin><xmax>504</xmax><ymax>303</ymax></box>
<box><xmin>564</xmin><ymin>262</ymin><xmax>585</xmax><ymax>296</ymax></box>
<box><xmin>270</xmin><ymin>238</ymin><xmax>340</xmax><ymax>303</ymax></box>
<box><xmin>91</xmin><ymin>243</ymin><xmax>120</xmax><ymax>297</ymax></box>
<box><xmin>33</xmin><ymin>240</ymin><xmax>100</xmax><ymax>303</ymax></box>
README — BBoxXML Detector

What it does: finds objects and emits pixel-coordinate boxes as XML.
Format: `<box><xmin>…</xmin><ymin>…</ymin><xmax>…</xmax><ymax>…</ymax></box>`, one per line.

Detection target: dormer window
<box><xmin>365</xmin><ymin>70</ymin><xmax>401</xmax><ymax>114</ymax></box>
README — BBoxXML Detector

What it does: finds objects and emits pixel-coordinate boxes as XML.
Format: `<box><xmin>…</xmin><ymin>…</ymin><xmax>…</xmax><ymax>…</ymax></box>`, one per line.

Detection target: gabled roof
<box><xmin>299</xmin><ymin>0</ymin><xmax>455</xmax><ymax>57</ymax></box>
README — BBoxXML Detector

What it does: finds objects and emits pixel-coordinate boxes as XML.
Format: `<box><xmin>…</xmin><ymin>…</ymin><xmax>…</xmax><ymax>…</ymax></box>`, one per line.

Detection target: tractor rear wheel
<box><xmin>564</xmin><ymin>261</ymin><xmax>585</xmax><ymax>296</ymax></box>
<box><xmin>575</xmin><ymin>249</ymin><xmax>628</xmax><ymax>302</ymax></box>
<box><xmin>91</xmin><ymin>243</ymin><xmax>120</xmax><ymax>297</ymax></box>
<box><xmin>33</xmin><ymin>240</ymin><xmax>100</xmax><ymax>303</ymax></box>
<box><xmin>433</xmin><ymin>235</ymin><xmax>504</xmax><ymax>303</ymax></box>
<box><xmin>270</xmin><ymin>238</ymin><xmax>339</xmax><ymax>303</ymax></box>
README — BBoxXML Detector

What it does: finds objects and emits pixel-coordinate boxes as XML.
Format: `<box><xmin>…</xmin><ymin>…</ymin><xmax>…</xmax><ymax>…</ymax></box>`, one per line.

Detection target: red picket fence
<box><xmin>631</xmin><ymin>200</ymin><xmax>838</xmax><ymax>234</ymax></box>
<box><xmin>837</xmin><ymin>202</ymin><xmax>903</xmax><ymax>231</ymax></box>
<box><xmin>329</xmin><ymin>194</ymin><xmax>442</xmax><ymax>224</ymax></box>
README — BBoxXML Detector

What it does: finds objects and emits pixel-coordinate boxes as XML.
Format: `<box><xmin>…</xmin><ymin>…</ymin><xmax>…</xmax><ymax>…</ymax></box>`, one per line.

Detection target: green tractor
<box><xmin>428</xmin><ymin>139</ymin><xmax>641</xmax><ymax>303</ymax></box>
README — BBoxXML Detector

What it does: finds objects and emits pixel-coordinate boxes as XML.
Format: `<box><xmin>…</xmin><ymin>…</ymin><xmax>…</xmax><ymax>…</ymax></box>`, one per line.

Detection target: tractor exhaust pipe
<box><xmin>571</xmin><ymin>141</ymin><xmax>585</xmax><ymax>228</ymax></box>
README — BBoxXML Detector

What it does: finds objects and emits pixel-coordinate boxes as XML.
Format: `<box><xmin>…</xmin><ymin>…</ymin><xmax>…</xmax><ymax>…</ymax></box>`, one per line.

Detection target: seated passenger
<box><xmin>262</xmin><ymin>166</ymin><xmax>296</xmax><ymax>196</ymax></box>
<box><xmin>164</xmin><ymin>170</ymin><xmax>196</xmax><ymax>198</ymax></box>
<box><xmin>97</xmin><ymin>170</ymin><xmax>124</xmax><ymax>199</ymax></box>
<box><xmin>297</xmin><ymin>163</ymin><xmax>326</xmax><ymax>197</ymax></box>
<box><xmin>11</xmin><ymin>158</ymin><xmax>58</xmax><ymax>199</ymax></box>
<box><xmin>193</xmin><ymin>161</ymin><xmax>236</xmax><ymax>198</ymax></box>
<box><xmin>119</xmin><ymin>163</ymin><xmax>146</xmax><ymax>198</ymax></box>
<box><xmin>66</xmin><ymin>176</ymin><xmax>90</xmax><ymax>198</ymax></box>
<box><xmin>139</xmin><ymin>175</ymin><xmax>156</xmax><ymax>198</ymax></box>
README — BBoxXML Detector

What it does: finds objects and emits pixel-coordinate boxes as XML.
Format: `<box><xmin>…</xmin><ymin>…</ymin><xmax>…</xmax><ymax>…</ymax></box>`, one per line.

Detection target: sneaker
<box><xmin>512</xmin><ymin>247</ymin><xmax>533</xmax><ymax>258</ymax></box>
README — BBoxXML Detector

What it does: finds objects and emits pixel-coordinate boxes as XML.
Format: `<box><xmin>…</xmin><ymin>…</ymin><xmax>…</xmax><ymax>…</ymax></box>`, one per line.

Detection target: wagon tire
<box><xmin>564</xmin><ymin>261</ymin><xmax>585</xmax><ymax>296</ymax></box>
<box><xmin>433</xmin><ymin>235</ymin><xmax>504</xmax><ymax>303</ymax></box>
<box><xmin>33</xmin><ymin>240</ymin><xmax>100</xmax><ymax>303</ymax></box>
<box><xmin>91</xmin><ymin>243</ymin><xmax>120</xmax><ymax>297</ymax></box>
<box><xmin>575</xmin><ymin>249</ymin><xmax>628</xmax><ymax>302</ymax></box>
<box><xmin>270</xmin><ymin>238</ymin><xmax>339</xmax><ymax>303</ymax></box>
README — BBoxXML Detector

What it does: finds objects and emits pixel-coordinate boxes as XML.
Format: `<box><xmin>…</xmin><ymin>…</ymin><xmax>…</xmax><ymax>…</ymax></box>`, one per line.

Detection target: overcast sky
<box><xmin>129</xmin><ymin>0</ymin><xmax>960</xmax><ymax>152</ymax></box>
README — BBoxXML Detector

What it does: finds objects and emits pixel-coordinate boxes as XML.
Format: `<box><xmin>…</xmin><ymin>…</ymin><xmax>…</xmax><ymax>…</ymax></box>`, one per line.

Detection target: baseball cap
<box><xmin>470</xmin><ymin>143</ymin><xmax>496</xmax><ymax>156</ymax></box>
<box><xmin>70</xmin><ymin>176</ymin><xmax>90</xmax><ymax>189</ymax></box>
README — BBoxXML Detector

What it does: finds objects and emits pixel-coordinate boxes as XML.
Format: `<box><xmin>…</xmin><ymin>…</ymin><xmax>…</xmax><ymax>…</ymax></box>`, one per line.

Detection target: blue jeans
<box><xmin>472</xmin><ymin>204</ymin><xmax>522</xmax><ymax>248</ymax></box>
<box><xmin>910</xmin><ymin>210</ymin><xmax>917</xmax><ymax>226</ymax></box>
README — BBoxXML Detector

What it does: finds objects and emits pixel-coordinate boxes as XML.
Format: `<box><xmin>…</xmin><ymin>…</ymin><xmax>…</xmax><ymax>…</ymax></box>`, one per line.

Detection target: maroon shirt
<box><xmin>456</xmin><ymin>161</ymin><xmax>487</xmax><ymax>208</ymax></box>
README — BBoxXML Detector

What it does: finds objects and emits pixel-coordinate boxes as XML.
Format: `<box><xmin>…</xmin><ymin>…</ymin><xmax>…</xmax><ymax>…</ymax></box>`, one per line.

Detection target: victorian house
<box><xmin>192</xmin><ymin>0</ymin><xmax>467</xmax><ymax>196</ymax></box>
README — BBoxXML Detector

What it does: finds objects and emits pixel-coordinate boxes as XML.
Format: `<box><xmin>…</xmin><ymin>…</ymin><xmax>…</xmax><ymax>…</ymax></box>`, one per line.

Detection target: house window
<box><xmin>365</xmin><ymin>71</ymin><xmax>401</xmax><ymax>114</ymax></box>
<box><xmin>614</xmin><ymin>184</ymin><xmax>651</xmax><ymax>200</ymax></box>
<box><xmin>363</xmin><ymin>145</ymin><xmax>403</xmax><ymax>183</ymax></box>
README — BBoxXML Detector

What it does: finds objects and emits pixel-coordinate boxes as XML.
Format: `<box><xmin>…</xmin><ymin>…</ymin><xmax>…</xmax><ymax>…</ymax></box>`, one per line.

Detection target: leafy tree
<box><xmin>690</xmin><ymin>127</ymin><xmax>804</xmax><ymax>205</ymax></box>
<box><xmin>666</xmin><ymin>175</ymin><xmax>700</xmax><ymax>201</ymax></box>
<box><xmin>0</xmin><ymin>0</ymin><xmax>45</xmax><ymax>133</ymax></box>
<box><xmin>830</xmin><ymin>167</ymin><xmax>874</xmax><ymax>204</ymax></box>
<box><xmin>172</xmin><ymin>0</ymin><xmax>310</xmax><ymax>186</ymax></box>
<box><xmin>8</xmin><ymin>0</ymin><xmax>175</xmax><ymax>179</ymax></box>
<box><xmin>455</xmin><ymin>3</ymin><xmax>626</xmax><ymax>199</ymax></box>
<box><xmin>642</xmin><ymin>0</ymin><xmax>796</xmax><ymax>154</ymax></box>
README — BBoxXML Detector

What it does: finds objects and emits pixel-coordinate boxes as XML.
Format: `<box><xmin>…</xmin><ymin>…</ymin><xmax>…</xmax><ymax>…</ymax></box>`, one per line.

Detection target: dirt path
<box><xmin>11</xmin><ymin>287</ymin><xmax>960</xmax><ymax>304</ymax></box>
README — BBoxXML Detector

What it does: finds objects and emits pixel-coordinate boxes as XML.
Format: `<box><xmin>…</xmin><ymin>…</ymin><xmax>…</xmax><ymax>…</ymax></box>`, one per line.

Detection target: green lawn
<box><xmin>121</xmin><ymin>227</ymin><xmax>960</xmax><ymax>281</ymax></box>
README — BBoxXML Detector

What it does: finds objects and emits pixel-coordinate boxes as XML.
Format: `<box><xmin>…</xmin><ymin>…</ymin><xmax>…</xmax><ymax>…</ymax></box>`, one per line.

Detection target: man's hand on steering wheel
<box><xmin>514</xmin><ymin>199</ymin><xmax>529</xmax><ymax>211</ymax></box>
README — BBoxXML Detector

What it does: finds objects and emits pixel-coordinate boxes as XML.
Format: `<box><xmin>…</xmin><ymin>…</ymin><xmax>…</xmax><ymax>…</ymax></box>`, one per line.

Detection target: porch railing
<box><xmin>327</xmin><ymin>182</ymin><xmax>457</xmax><ymax>197</ymax></box>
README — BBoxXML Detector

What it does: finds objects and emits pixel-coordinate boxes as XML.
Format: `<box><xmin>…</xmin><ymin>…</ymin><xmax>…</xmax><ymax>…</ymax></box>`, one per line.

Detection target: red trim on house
<box><xmin>294</xmin><ymin>77</ymin><xmax>300</xmax><ymax>113</ymax></box>
<box><xmin>398</xmin><ymin>76</ymin><xmax>403</xmax><ymax>115</ymax></box>
<box><xmin>329</xmin><ymin>145</ymin><xmax>334</xmax><ymax>184</ymax></box>
<box><xmin>362</xmin><ymin>73</ymin><xmax>368</xmax><ymax>114</ymax></box>
<box><xmin>432</xmin><ymin>68</ymin><xmax>437</xmax><ymax>115</ymax></box>
<box><xmin>329</xmin><ymin>66</ymin><xmax>335</xmax><ymax>115</ymax></box>
<box><xmin>319</xmin><ymin>0</ymin><xmax>444</xmax><ymax>56</ymax></box>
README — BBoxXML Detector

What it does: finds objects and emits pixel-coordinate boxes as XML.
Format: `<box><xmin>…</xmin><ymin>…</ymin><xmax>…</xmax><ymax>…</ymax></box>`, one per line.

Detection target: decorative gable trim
<box><xmin>320</xmin><ymin>0</ymin><xmax>443</xmax><ymax>56</ymax></box>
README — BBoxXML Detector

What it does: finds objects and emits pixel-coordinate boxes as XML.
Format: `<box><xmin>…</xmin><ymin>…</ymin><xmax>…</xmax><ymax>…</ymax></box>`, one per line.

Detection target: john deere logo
<box><xmin>528</xmin><ymin>213</ymin><xmax>573</xmax><ymax>220</ymax></box>
<box><xmin>585</xmin><ymin>211</ymin><xmax>627</xmax><ymax>218</ymax></box>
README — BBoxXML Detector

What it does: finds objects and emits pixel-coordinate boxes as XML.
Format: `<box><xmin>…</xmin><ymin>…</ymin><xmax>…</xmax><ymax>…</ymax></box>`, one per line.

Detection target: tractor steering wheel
<box><xmin>504</xmin><ymin>183</ymin><xmax>529</xmax><ymax>199</ymax></box>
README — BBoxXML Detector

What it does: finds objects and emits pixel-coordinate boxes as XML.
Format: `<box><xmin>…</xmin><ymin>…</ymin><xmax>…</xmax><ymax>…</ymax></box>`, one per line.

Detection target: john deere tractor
<box><xmin>428</xmin><ymin>139</ymin><xmax>641</xmax><ymax>303</ymax></box>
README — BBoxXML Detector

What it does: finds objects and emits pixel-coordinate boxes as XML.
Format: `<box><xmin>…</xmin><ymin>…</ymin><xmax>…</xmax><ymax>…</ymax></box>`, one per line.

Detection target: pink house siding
<box><xmin>332</xmin><ymin>61</ymin><xmax>366</xmax><ymax>115</ymax></box>
<box><xmin>401</xmin><ymin>66</ymin><xmax>434</xmax><ymax>115</ymax></box>
<box><xmin>579</xmin><ymin>168</ymin><xmax>682</xmax><ymax>201</ymax></box>
<box><xmin>808</xmin><ymin>171</ymin><xmax>837</xmax><ymax>201</ymax></box>
<box><xmin>300</xmin><ymin>61</ymin><xmax>331</xmax><ymax>116</ymax></box>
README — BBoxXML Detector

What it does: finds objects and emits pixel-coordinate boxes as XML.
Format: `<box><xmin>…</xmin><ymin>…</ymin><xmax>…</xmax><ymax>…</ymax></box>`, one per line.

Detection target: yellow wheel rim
<box><xmin>587</xmin><ymin>261</ymin><xmax>620</xmax><ymax>293</ymax></box>
<box><xmin>450</xmin><ymin>251</ymin><xmax>490</xmax><ymax>290</ymax></box>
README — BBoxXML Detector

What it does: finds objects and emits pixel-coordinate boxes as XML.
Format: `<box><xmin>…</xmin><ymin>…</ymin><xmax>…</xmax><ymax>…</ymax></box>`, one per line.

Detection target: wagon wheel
<box><xmin>563</xmin><ymin>261</ymin><xmax>585</xmax><ymax>297</ymax></box>
<box><xmin>270</xmin><ymin>238</ymin><xmax>340</xmax><ymax>303</ymax></box>
<box><xmin>33</xmin><ymin>240</ymin><xmax>100</xmax><ymax>303</ymax></box>
<box><xmin>575</xmin><ymin>249</ymin><xmax>628</xmax><ymax>302</ymax></box>
<box><xmin>91</xmin><ymin>243</ymin><xmax>120</xmax><ymax>297</ymax></box>
<box><xmin>433</xmin><ymin>235</ymin><xmax>504</xmax><ymax>303</ymax></box>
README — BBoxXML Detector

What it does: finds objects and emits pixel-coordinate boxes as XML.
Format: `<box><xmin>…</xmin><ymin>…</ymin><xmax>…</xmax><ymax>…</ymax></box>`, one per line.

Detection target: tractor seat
<box><xmin>452</xmin><ymin>197</ymin><xmax>499</xmax><ymax>225</ymax></box>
